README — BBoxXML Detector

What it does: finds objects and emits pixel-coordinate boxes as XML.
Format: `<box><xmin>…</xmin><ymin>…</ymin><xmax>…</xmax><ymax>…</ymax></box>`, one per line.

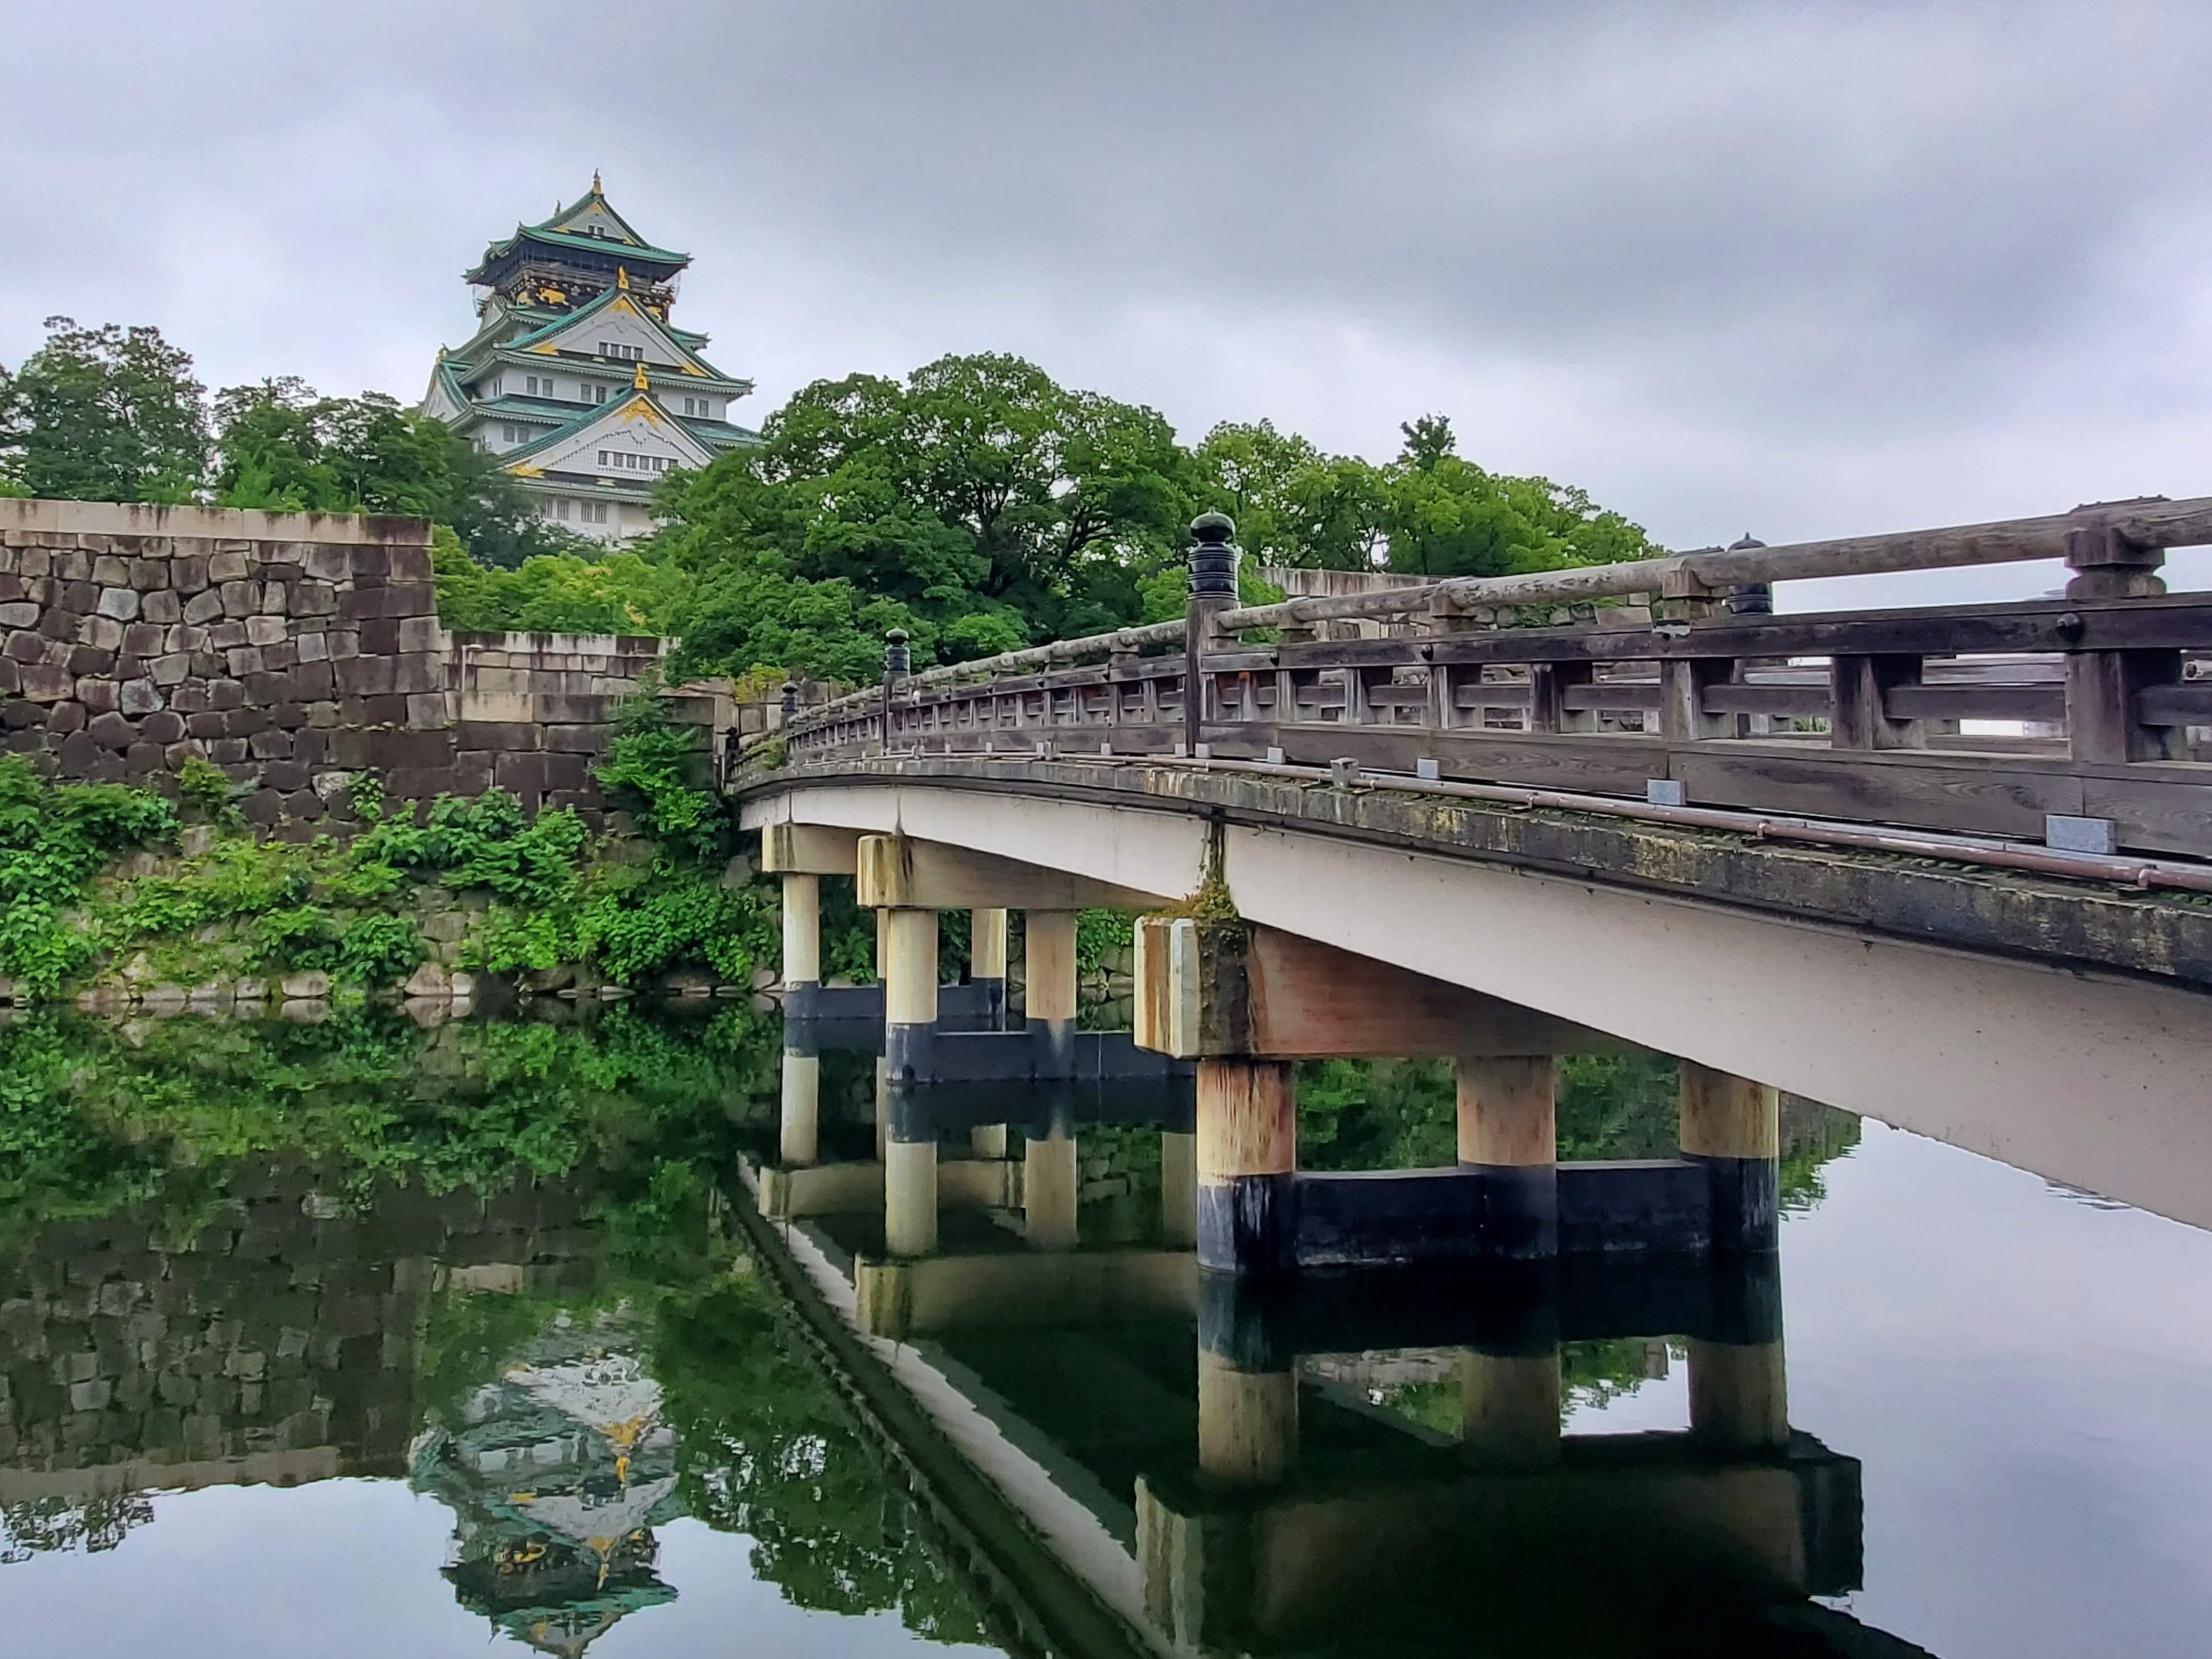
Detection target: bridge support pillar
<box><xmin>1161</xmin><ymin>1130</ymin><xmax>1198</xmax><ymax>1248</ymax></box>
<box><xmin>971</xmin><ymin>906</ymin><xmax>1009</xmax><ymax>1029</ymax></box>
<box><xmin>1196</xmin><ymin>1059</ymin><xmax>1298</xmax><ymax>1277</ymax></box>
<box><xmin>780</xmin><ymin>872</ymin><xmax>821</xmax><ymax>990</ymax></box>
<box><xmin>1456</xmin><ymin>1056</ymin><xmax>1558</xmax><ymax>1257</ymax></box>
<box><xmin>1025</xmin><ymin>909</ymin><xmax>1079</xmax><ymax>1073</ymax></box>
<box><xmin>1198</xmin><ymin>1351</ymin><xmax>1299</xmax><ymax>1487</ymax></box>
<box><xmin>1689</xmin><ymin>1337</ymin><xmax>1790</xmax><ymax>1455</ymax></box>
<box><xmin>1679</xmin><ymin>1062</ymin><xmax>1780</xmax><ymax>1252</ymax></box>
<box><xmin>883</xmin><ymin>906</ymin><xmax>939</xmax><ymax>1257</ymax></box>
<box><xmin>778</xmin><ymin>1043</ymin><xmax>820</xmax><ymax>1168</ymax></box>
<box><xmin>1459</xmin><ymin>1345</ymin><xmax>1562</xmax><ymax>1469</ymax></box>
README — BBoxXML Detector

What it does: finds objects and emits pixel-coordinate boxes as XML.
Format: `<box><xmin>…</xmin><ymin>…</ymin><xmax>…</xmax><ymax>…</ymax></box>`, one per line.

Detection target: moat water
<box><xmin>1</xmin><ymin>1005</ymin><xmax>2208</xmax><ymax>1658</ymax></box>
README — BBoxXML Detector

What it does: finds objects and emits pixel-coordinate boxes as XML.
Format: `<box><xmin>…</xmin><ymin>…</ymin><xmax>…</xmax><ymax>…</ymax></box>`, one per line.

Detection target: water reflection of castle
<box><xmin>409</xmin><ymin>1304</ymin><xmax>686</xmax><ymax>1658</ymax></box>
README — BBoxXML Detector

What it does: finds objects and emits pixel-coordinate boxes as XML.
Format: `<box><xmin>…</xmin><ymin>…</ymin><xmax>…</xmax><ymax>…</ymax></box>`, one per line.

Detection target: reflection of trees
<box><xmin>0</xmin><ymin>1492</ymin><xmax>154</xmax><ymax>1562</ymax></box>
<box><xmin>650</xmin><ymin>1278</ymin><xmax>991</xmax><ymax>1647</ymax></box>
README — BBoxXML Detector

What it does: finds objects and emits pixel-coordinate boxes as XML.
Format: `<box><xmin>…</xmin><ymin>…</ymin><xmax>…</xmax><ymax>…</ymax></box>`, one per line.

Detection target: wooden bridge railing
<box><xmin>759</xmin><ymin>499</ymin><xmax>2212</xmax><ymax>861</ymax></box>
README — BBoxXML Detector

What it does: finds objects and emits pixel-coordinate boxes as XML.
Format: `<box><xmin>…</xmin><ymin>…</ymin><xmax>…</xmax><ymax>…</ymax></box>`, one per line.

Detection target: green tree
<box><xmin>0</xmin><ymin>317</ymin><xmax>209</xmax><ymax>502</ymax></box>
<box><xmin>215</xmin><ymin>378</ymin><xmax>576</xmax><ymax>568</ymax></box>
<box><xmin>653</xmin><ymin>353</ymin><xmax>1199</xmax><ymax>678</ymax></box>
<box><xmin>1195</xmin><ymin>419</ymin><xmax>1389</xmax><ymax>571</ymax></box>
<box><xmin>1380</xmin><ymin>413</ymin><xmax>1659</xmax><ymax>579</ymax></box>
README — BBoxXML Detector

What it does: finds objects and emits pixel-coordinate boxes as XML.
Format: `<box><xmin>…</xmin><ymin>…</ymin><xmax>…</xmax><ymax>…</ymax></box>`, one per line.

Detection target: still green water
<box><xmin>0</xmin><ymin>1004</ymin><xmax>2208</xmax><ymax>1658</ymax></box>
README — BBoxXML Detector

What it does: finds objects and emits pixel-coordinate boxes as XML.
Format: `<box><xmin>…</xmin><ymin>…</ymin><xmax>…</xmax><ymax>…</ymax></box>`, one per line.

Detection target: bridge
<box><xmin>734</xmin><ymin>498</ymin><xmax>2212</xmax><ymax>1278</ymax></box>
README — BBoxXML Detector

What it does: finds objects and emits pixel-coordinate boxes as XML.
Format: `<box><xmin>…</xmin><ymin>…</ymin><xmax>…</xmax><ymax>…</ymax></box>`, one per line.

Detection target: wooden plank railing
<box><xmin>762</xmin><ymin>497</ymin><xmax>2212</xmax><ymax>860</ymax></box>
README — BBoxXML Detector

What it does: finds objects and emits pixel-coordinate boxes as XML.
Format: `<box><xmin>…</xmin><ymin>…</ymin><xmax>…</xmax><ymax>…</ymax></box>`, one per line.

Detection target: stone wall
<box><xmin>0</xmin><ymin>500</ymin><xmax>719</xmax><ymax>831</ymax></box>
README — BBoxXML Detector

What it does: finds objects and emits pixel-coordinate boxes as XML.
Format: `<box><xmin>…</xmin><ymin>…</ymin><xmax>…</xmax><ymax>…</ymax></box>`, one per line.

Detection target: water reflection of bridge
<box><xmin>739</xmin><ymin>1065</ymin><xmax>1931</xmax><ymax>1659</ymax></box>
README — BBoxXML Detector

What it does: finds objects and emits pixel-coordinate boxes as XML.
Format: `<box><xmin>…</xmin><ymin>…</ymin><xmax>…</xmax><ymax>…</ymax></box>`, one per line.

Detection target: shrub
<box><xmin>335</xmin><ymin>914</ymin><xmax>425</xmax><ymax>987</ymax></box>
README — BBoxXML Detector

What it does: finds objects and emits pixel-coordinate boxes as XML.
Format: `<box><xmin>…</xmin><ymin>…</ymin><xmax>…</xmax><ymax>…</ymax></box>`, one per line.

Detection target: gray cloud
<box><xmin>8</xmin><ymin>0</ymin><xmax>2212</xmax><ymax>566</ymax></box>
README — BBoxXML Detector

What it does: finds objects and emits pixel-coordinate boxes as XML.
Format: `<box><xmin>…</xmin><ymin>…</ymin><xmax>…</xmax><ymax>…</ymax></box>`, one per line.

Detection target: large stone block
<box><xmin>256</xmin><ymin>581</ymin><xmax>289</xmax><ymax>615</ymax></box>
<box><xmin>219</xmin><ymin>580</ymin><xmax>255</xmax><ymax>619</ymax></box>
<box><xmin>493</xmin><ymin>752</ymin><xmax>550</xmax><ymax>795</ymax></box>
<box><xmin>68</xmin><ymin>645</ymin><xmax>115</xmax><ymax>676</ymax></box>
<box><xmin>4</xmin><ymin>630</ymin><xmax>44</xmax><ymax>663</ymax></box>
<box><xmin>49</xmin><ymin>701</ymin><xmax>84</xmax><ymax>735</ymax></box>
<box><xmin>206</xmin><ymin>549</ymin><xmax>249</xmax><ymax>583</ymax></box>
<box><xmin>77</xmin><ymin>677</ymin><xmax>119</xmax><ymax>714</ymax></box>
<box><xmin>139</xmin><ymin>710</ymin><xmax>184</xmax><ymax>745</ymax></box>
<box><xmin>87</xmin><ymin>711</ymin><xmax>137</xmax><ymax>751</ymax></box>
<box><xmin>389</xmin><ymin>547</ymin><xmax>433</xmax><ymax>583</ymax></box>
<box><xmin>303</xmin><ymin>546</ymin><xmax>349</xmax><ymax>582</ymax></box>
<box><xmin>244</xmin><ymin>615</ymin><xmax>286</xmax><ymax>647</ymax></box>
<box><xmin>172</xmin><ymin>554</ymin><xmax>209</xmax><ymax>595</ymax></box>
<box><xmin>295</xmin><ymin>630</ymin><xmax>328</xmax><ymax>663</ymax></box>
<box><xmin>356</xmin><ymin>618</ymin><xmax>398</xmax><ymax>655</ymax></box>
<box><xmin>91</xmin><ymin>555</ymin><xmax>129</xmax><ymax>585</ymax></box>
<box><xmin>205</xmin><ymin>678</ymin><xmax>245</xmax><ymax>711</ymax></box>
<box><xmin>142</xmin><ymin>590</ymin><xmax>182</xmax><ymax>625</ymax></box>
<box><xmin>248</xmin><ymin>730</ymin><xmax>294</xmax><ymax>761</ymax></box>
<box><xmin>0</xmin><ymin>601</ymin><xmax>36</xmax><ymax>628</ymax></box>
<box><xmin>129</xmin><ymin>557</ymin><xmax>171</xmax><ymax>589</ymax></box>
<box><xmin>294</xmin><ymin>661</ymin><xmax>335</xmax><ymax>699</ymax></box>
<box><xmin>545</xmin><ymin>724</ymin><xmax>605</xmax><ymax>754</ymax></box>
<box><xmin>224</xmin><ymin>645</ymin><xmax>264</xmax><ymax>677</ymax></box>
<box><xmin>456</xmin><ymin>719</ymin><xmax>540</xmax><ymax>751</ymax></box>
<box><xmin>150</xmin><ymin>652</ymin><xmax>190</xmax><ymax>687</ymax></box>
<box><xmin>335</xmin><ymin>656</ymin><xmax>394</xmax><ymax>696</ymax></box>
<box><xmin>205</xmin><ymin>618</ymin><xmax>248</xmax><ymax>649</ymax></box>
<box><xmin>293</xmin><ymin>581</ymin><xmax>336</xmax><ymax>616</ymax></box>
<box><xmin>22</xmin><ymin>664</ymin><xmax>75</xmax><ymax>702</ymax></box>
<box><xmin>122</xmin><ymin>622</ymin><xmax>164</xmax><ymax>658</ymax></box>
<box><xmin>182</xmin><ymin>589</ymin><xmax>224</xmax><ymax>626</ymax></box>
<box><xmin>95</xmin><ymin>587</ymin><xmax>140</xmax><ymax>622</ymax></box>
<box><xmin>396</xmin><ymin>615</ymin><xmax>441</xmax><ymax>653</ymax></box>
<box><xmin>118</xmin><ymin>677</ymin><xmax>163</xmax><ymax>715</ymax></box>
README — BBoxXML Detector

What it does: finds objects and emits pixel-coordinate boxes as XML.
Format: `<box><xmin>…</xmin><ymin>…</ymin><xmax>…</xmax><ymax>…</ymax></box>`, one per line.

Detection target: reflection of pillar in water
<box><xmin>1679</xmin><ymin>1061</ymin><xmax>1781</xmax><ymax>1253</ymax></box>
<box><xmin>1690</xmin><ymin>1251</ymin><xmax>1788</xmax><ymax>1454</ymax></box>
<box><xmin>1458</xmin><ymin>1347</ymin><xmax>1562</xmax><ymax>1469</ymax></box>
<box><xmin>1024</xmin><ymin>1124</ymin><xmax>1080</xmax><ymax>1248</ymax></box>
<box><xmin>971</xmin><ymin>906</ymin><xmax>1008</xmax><ymax>1029</ymax></box>
<box><xmin>1196</xmin><ymin>1060</ymin><xmax>1297</xmax><ymax>1276</ymax></box>
<box><xmin>1197</xmin><ymin>1269</ymin><xmax>1298</xmax><ymax>1487</ymax></box>
<box><xmin>883</xmin><ymin>908</ymin><xmax>939</xmax><ymax>1257</ymax></box>
<box><xmin>1198</xmin><ymin>1351</ymin><xmax>1299</xmax><ymax>1487</ymax></box>
<box><xmin>1160</xmin><ymin>1130</ymin><xmax>1198</xmax><ymax>1248</ymax></box>
<box><xmin>1456</xmin><ymin>1055</ymin><xmax>1558</xmax><ymax>1258</ymax></box>
<box><xmin>1025</xmin><ymin>909</ymin><xmax>1078</xmax><ymax>1076</ymax></box>
<box><xmin>778</xmin><ymin>1044</ymin><xmax>820</xmax><ymax>1167</ymax></box>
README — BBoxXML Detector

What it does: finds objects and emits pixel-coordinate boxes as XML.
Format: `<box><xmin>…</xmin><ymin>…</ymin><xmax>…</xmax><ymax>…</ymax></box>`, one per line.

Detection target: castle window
<box><xmin>500</xmin><ymin>423</ymin><xmax>522</xmax><ymax>443</ymax></box>
<box><xmin>581</xmin><ymin>500</ymin><xmax>609</xmax><ymax>524</ymax></box>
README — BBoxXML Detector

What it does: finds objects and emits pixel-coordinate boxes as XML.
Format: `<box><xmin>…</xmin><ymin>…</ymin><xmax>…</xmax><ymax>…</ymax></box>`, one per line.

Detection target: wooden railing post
<box><xmin>1829</xmin><ymin>654</ymin><xmax>1924</xmax><ymax>750</ymax></box>
<box><xmin>1185</xmin><ymin>512</ymin><xmax>1239</xmax><ymax>755</ymax></box>
<box><xmin>2064</xmin><ymin>522</ymin><xmax>2185</xmax><ymax>762</ymax></box>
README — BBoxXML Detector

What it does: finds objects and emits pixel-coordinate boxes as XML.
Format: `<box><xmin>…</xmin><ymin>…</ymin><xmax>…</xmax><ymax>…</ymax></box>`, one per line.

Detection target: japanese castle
<box><xmin>422</xmin><ymin>176</ymin><xmax>758</xmax><ymax>541</ymax></box>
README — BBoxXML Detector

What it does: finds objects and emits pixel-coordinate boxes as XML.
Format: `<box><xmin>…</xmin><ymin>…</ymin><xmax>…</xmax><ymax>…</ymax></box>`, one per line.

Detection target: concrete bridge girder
<box><xmin>743</xmin><ymin>780</ymin><xmax>2212</xmax><ymax>1233</ymax></box>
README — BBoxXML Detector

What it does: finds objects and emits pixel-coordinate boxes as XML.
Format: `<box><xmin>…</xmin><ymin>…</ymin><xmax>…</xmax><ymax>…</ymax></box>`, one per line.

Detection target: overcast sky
<box><xmin>8</xmin><ymin>1</ymin><xmax>2212</xmax><ymax>592</ymax></box>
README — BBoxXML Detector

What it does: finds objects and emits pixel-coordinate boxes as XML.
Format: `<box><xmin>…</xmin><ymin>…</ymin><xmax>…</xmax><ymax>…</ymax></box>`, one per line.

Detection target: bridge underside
<box><xmin>741</xmin><ymin>757</ymin><xmax>2212</xmax><ymax>1233</ymax></box>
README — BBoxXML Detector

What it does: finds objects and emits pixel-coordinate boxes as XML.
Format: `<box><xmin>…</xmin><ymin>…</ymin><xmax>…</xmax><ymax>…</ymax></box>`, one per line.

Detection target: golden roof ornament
<box><xmin>633</xmin><ymin>360</ymin><xmax>649</xmax><ymax>391</ymax></box>
<box><xmin>592</xmin><ymin>169</ymin><xmax>604</xmax><ymax>195</ymax></box>
<box><xmin>616</xmin><ymin>266</ymin><xmax>629</xmax><ymax>290</ymax></box>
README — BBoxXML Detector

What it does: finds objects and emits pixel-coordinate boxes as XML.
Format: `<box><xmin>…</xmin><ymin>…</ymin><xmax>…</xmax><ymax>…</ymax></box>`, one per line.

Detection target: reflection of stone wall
<box><xmin>0</xmin><ymin>1162</ymin><xmax>595</xmax><ymax>1508</ymax></box>
<box><xmin>1</xmin><ymin>501</ymin><xmax>719</xmax><ymax>832</ymax></box>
